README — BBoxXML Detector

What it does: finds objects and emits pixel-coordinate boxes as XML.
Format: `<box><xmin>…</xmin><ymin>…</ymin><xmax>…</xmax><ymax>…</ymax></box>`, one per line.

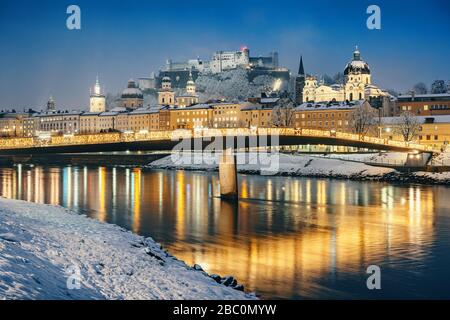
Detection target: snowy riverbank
<box><xmin>148</xmin><ymin>153</ymin><xmax>450</xmax><ymax>185</ymax></box>
<box><xmin>0</xmin><ymin>197</ymin><xmax>254</xmax><ymax>300</ymax></box>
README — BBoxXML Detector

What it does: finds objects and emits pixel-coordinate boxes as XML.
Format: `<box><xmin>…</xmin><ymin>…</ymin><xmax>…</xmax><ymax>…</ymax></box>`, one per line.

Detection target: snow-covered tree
<box><xmin>333</xmin><ymin>72</ymin><xmax>345</xmax><ymax>85</ymax></box>
<box><xmin>195</xmin><ymin>69</ymin><xmax>278</xmax><ymax>102</ymax></box>
<box><xmin>431</xmin><ymin>80</ymin><xmax>447</xmax><ymax>94</ymax></box>
<box><xmin>386</xmin><ymin>89</ymin><xmax>399</xmax><ymax>97</ymax></box>
<box><xmin>394</xmin><ymin>111</ymin><xmax>421</xmax><ymax>142</ymax></box>
<box><xmin>412</xmin><ymin>82</ymin><xmax>428</xmax><ymax>94</ymax></box>
<box><xmin>271</xmin><ymin>98</ymin><xmax>295</xmax><ymax>127</ymax></box>
<box><xmin>320</xmin><ymin>73</ymin><xmax>344</xmax><ymax>85</ymax></box>
<box><xmin>322</xmin><ymin>74</ymin><xmax>334</xmax><ymax>85</ymax></box>
<box><xmin>347</xmin><ymin>102</ymin><xmax>377</xmax><ymax>137</ymax></box>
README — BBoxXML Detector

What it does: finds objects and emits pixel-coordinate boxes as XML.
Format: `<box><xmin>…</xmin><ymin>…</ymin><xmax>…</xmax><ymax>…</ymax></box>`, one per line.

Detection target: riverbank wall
<box><xmin>0</xmin><ymin>153</ymin><xmax>170</xmax><ymax>166</ymax></box>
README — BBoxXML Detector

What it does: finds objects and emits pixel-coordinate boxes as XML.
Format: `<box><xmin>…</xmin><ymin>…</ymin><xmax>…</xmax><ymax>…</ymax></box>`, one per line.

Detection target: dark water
<box><xmin>1</xmin><ymin>164</ymin><xmax>450</xmax><ymax>299</ymax></box>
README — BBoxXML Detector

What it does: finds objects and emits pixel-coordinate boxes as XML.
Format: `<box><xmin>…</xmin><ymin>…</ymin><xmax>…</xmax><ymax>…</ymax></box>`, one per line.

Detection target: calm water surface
<box><xmin>1</xmin><ymin>164</ymin><xmax>450</xmax><ymax>299</ymax></box>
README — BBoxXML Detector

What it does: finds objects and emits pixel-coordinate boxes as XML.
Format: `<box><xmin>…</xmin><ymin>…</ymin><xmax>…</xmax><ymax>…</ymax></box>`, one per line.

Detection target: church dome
<box><xmin>162</xmin><ymin>76</ymin><xmax>171</xmax><ymax>83</ymax></box>
<box><xmin>344</xmin><ymin>47</ymin><xmax>370</xmax><ymax>76</ymax></box>
<box><xmin>121</xmin><ymin>79</ymin><xmax>143</xmax><ymax>99</ymax></box>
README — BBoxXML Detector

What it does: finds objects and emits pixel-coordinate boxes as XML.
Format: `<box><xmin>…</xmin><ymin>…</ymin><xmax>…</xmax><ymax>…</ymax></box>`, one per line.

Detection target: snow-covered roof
<box><xmin>36</xmin><ymin>111</ymin><xmax>82</xmax><ymax>117</ymax></box>
<box><xmin>80</xmin><ymin>112</ymin><xmax>101</xmax><ymax>116</ymax></box>
<box><xmin>295</xmin><ymin>100</ymin><xmax>365</xmax><ymax>111</ymax></box>
<box><xmin>209</xmin><ymin>102</ymin><xmax>244</xmax><ymax>106</ymax></box>
<box><xmin>129</xmin><ymin>107</ymin><xmax>160</xmax><ymax>114</ymax></box>
<box><xmin>241</xmin><ymin>104</ymin><xmax>274</xmax><ymax>111</ymax></box>
<box><xmin>181</xmin><ymin>103</ymin><xmax>213</xmax><ymax>110</ymax></box>
<box><xmin>398</xmin><ymin>93</ymin><xmax>450</xmax><ymax>99</ymax></box>
<box><xmin>397</xmin><ymin>93</ymin><xmax>450</xmax><ymax>101</ymax></box>
<box><xmin>109</xmin><ymin>107</ymin><xmax>128</xmax><ymax>113</ymax></box>
<box><xmin>381</xmin><ymin>115</ymin><xmax>450</xmax><ymax>125</ymax></box>
<box><xmin>99</xmin><ymin>111</ymin><xmax>119</xmax><ymax>116</ymax></box>
<box><xmin>260</xmin><ymin>97</ymin><xmax>280</xmax><ymax>104</ymax></box>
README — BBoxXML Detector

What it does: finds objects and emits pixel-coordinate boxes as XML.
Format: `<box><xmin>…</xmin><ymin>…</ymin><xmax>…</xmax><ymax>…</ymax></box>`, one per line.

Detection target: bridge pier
<box><xmin>219</xmin><ymin>148</ymin><xmax>238</xmax><ymax>200</ymax></box>
<box><xmin>405</xmin><ymin>152</ymin><xmax>432</xmax><ymax>167</ymax></box>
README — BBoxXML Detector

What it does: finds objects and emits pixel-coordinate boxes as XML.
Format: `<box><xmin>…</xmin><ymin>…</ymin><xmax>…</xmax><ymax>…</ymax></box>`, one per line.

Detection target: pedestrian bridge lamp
<box><xmin>369</xmin><ymin>96</ymin><xmax>383</xmax><ymax>138</ymax></box>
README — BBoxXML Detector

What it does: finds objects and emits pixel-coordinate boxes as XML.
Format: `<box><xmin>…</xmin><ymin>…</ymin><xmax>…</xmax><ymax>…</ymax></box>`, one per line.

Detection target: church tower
<box><xmin>186</xmin><ymin>70</ymin><xmax>196</xmax><ymax>95</ymax></box>
<box><xmin>47</xmin><ymin>96</ymin><xmax>56</xmax><ymax>112</ymax></box>
<box><xmin>158</xmin><ymin>76</ymin><xmax>175</xmax><ymax>105</ymax></box>
<box><xmin>295</xmin><ymin>56</ymin><xmax>305</xmax><ymax>104</ymax></box>
<box><xmin>90</xmin><ymin>76</ymin><xmax>106</xmax><ymax>112</ymax></box>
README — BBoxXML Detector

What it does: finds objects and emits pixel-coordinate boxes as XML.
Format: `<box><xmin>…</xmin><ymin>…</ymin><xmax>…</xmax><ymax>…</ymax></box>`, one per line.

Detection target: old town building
<box><xmin>395</xmin><ymin>93</ymin><xmax>450</xmax><ymax>116</ymax></box>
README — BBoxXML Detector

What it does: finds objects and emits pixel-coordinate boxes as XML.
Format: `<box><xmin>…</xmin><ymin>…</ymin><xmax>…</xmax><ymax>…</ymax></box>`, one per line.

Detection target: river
<box><xmin>1</xmin><ymin>164</ymin><xmax>449</xmax><ymax>299</ymax></box>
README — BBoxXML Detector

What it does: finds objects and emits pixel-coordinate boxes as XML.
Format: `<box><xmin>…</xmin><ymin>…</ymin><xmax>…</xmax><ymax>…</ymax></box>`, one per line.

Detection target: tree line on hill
<box><xmin>412</xmin><ymin>80</ymin><xmax>449</xmax><ymax>95</ymax></box>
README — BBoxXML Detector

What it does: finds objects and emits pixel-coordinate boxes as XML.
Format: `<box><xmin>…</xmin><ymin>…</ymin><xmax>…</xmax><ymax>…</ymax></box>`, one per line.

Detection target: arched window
<box><xmin>349</xmin><ymin>93</ymin><xmax>353</xmax><ymax>101</ymax></box>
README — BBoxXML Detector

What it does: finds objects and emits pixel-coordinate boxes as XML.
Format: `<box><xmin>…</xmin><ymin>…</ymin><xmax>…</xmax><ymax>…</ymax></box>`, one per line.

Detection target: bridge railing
<box><xmin>0</xmin><ymin>128</ymin><xmax>438</xmax><ymax>153</ymax></box>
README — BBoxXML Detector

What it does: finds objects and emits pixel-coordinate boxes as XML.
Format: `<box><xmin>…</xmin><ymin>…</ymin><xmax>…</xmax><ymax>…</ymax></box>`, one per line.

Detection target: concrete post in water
<box><xmin>219</xmin><ymin>148</ymin><xmax>238</xmax><ymax>200</ymax></box>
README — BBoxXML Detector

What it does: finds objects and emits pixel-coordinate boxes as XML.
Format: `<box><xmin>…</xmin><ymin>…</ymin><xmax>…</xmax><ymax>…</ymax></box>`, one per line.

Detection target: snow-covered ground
<box><xmin>148</xmin><ymin>152</ymin><xmax>450</xmax><ymax>184</ymax></box>
<box><xmin>432</xmin><ymin>152</ymin><xmax>450</xmax><ymax>166</ymax></box>
<box><xmin>318</xmin><ymin>152</ymin><xmax>450</xmax><ymax>167</ymax></box>
<box><xmin>413</xmin><ymin>171</ymin><xmax>450</xmax><ymax>182</ymax></box>
<box><xmin>0</xmin><ymin>197</ymin><xmax>254</xmax><ymax>300</ymax></box>
<box><xmin>149</xmin><ymin>152</ymin><xmax>396</xmax><ymax>178</ymax></box>
<box><xmin>315</xmin><ymin>152</ymin><xmax>408</xmax><ymax>165</ymax></box>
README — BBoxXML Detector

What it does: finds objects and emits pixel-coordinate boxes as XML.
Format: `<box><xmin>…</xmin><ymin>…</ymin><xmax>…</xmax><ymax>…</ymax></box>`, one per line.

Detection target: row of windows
<box><xmin>178</xmin><ymin>110</ymin><xmax>208</xmax><ymax>116</ymax></box>
<box><xmin>296</xmin><ymin>112</ymin><xmax>347</xmax><ymax>119</ymax></box>
<box><xmin>214</xmin><ymin>117</ymin><xmax>238</xmax><ymax>122</ymax></box>
<box><xmin>296</xmin><ymin>120</ymin><xmax>349</xmax><ymax>127</ymax></box>
<box><xmin>419</xmin><ymin>135</ymin><xmax>439</xmax><ymax>141</ymax></box>
<box><xmin>215</xmin><ymin>110</ymin><xmax>238</xmax><ymax>115</ymax></box>
<box><xmin>41</xmin><ymin>122</ymin><xmax>77</xmax><ymax>129</ymax></box>
<box><xmin>177</xmin><ymin>117</ymin><xmax>207</xmax><ymax>123</ymax></box>
<box><xmin>430</xmin><ymin>105</ymin><xmax>450</xmax><ymax>110</ymax></box>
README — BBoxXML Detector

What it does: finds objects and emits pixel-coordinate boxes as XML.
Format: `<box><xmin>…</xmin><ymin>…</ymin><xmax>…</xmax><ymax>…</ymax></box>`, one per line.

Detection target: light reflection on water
<box><xmin>1</xmin><ymin>164</ymin><xmax>450</xmax><ymax>299</ymax></box>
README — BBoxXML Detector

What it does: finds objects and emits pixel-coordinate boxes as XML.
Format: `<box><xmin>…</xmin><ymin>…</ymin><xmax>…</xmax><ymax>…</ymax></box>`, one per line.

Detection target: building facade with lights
<box><xmin>395</xmin><ymin>93</ymin><xmax>450</xmax><ymax>116</ymax></box>
<box><xmin>293</xmin><ymin>100</ymin><xmax>369</xmax><ymax>131</ymax></box>
<box><xmin>381</xmin><ymin>115</ymin><xmax>450</xmax><ymax>149</ymax></box>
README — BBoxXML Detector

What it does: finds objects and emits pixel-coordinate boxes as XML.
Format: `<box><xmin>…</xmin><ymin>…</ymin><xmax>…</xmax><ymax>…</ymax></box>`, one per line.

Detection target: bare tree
<box><xmin>412</xmin><ymin>82</ymin><xmax>428</xmax><ymax>94</ymax></box>
<box><xmin>394</xmin><ymin>111</ymin><xmax>421</xmax><ymax>142</ymax></box>
<box><xmin>271</xmin><ymin>97</ymin><xmax>295</xmax><ymax>127</ymax></box>
<box><xmin>347</xmin><ymin>101</ymin><xmax>377</xmax><ymax>137</ymax></box>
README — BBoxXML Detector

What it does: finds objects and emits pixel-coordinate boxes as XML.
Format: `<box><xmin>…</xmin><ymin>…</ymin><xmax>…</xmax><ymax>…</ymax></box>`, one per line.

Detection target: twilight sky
<box><xmin>0</xmin><ymin>0</ymin><xmax>449</xmax><ymax>110</ymax></box>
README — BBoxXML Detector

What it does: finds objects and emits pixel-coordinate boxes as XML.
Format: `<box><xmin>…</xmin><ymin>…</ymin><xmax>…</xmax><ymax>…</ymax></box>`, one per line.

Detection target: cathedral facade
<box><xmin>301</xmin><ymin>47</ymin><xmax>386</xmax><ymax>103</ymax></box>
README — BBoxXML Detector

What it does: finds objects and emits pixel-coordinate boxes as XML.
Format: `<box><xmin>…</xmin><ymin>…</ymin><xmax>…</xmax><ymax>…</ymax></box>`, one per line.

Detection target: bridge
<box><xmin>0</xmin><ymin>128</ymin><xmax>438</xmax><ymax>155</ymax></box>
